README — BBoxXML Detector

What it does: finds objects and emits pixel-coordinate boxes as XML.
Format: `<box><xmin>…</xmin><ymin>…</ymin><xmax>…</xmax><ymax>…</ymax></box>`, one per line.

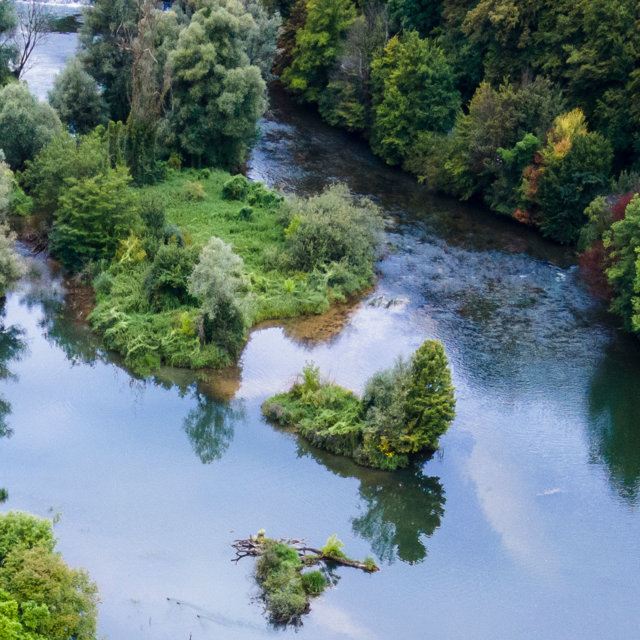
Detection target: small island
<box><xmin>263</xmin><ymin>340</ymin><xmax>456</xmax><ymax>470</ymax></box>
<box><xmin>233</xmin><ymin>531</ymin><xmax>378</xmax><ymax>626</ymax></box>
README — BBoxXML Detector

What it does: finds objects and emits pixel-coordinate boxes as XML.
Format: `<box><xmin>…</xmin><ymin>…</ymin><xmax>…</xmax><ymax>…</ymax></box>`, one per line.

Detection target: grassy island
<box><xmin>263</xmin><ymin>340</ymin><xmax>456</xmax><ymax>470</ymax></box>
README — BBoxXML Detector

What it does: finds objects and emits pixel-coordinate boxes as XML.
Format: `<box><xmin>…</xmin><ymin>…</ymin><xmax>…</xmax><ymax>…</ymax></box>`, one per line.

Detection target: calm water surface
<box><xmin>2</xmin><ymin>20</ymin><xmax>640</xmax><ymax>640</ymax></box>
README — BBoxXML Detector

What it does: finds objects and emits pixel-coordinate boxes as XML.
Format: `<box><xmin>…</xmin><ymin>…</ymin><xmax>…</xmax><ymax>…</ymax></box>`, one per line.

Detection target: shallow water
<box><xmin>2</xmin><ymin>19</ymin><xmax>640</xmax><ymax>640</ymax></box>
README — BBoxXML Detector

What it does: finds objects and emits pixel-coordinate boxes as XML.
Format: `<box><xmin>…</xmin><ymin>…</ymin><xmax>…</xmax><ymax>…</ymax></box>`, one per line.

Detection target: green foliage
<box><xmin>222</xmin><ymin>174</ymin><xmax>250</xmax><ymax>200</ymax></box>
<box><xmin>50</xmin><ymin>165</ymin><xmax>140</xmax><ymax>272</ymax></box>
<box><xmin>0</xmin><ymin>512</ymin><xmax>98</xmax><ymax>640</ymax></box>
<box><xmin>79</xmin><ymin>0</ymin><xmax>138</xmax><ymax>122</ymax></box>
<box><xmin>281</xmin><ymin>0</ymin><xmax>357</xmax><ymax>103</ymax></box>
<box><xmin>284</xmin><ymin>183</ymin><xmax>383</xmax><ymax>290</ymax></box>
<box><xmin>189</xmin><ymin>236</ymin><xmax>248</xmax><ymax>355</ymax></box>
<box><xmin>0</xmin><ymin>84</ymin><xmax>62</xmax><ymax>170</ymax></box>
<box><xmin>318</xmin><ymin>3</ymin><xmax>390</xmax><ymax>132</ymax></box>
<box><xmin>263</xmin><ymin>340</ymin><xmax>455</xmax><ymax>469</ymax></box>
<box><xmin>0</xmin><ymin>226</ymin><xmax>25</xmax><ymax>299</ymax></box>
<box><xmin>0</xmin><ymin>0</ymin><xmax>16</xmax><ymax>84</ymax></box>
<box><xmin>604</xmin><ymin>195</ymin><xmax>640</xmax><ymax>333</ymax></box>
<box><xmin>185</xmin><ymin>180</ymin><xmax>206</xmax><ymax>201</ymax></box>
<box><xmin>388</xmin><ymin>0</ymin><xmax>442</xmax><ymax>36</ymax></box>
<box><xmin>20</xmin><ymin>129</ymin><xmax>109</xmax><ymax>219</ymax></box>
<box><xmin>146</xmin><ymin>243</ymin><xmax>198</xmax><ymax>309</ymax></box>
<box><xmin>538</xmin><ymin>132</ymin><xmax>613</xmax><ymax>244</ymax></box>
<box><xmin>243</xmin><ymin>0</ymin><xmax>281</xmax><ymax>81</ymax></box>
<box><xmin>48</xmin><ymin>58</ymin><xmax>108</xmax><ymax>134</ymax></box>
<box><xmin>168</xmin><ymin>0</ymin><xmax>267</xmax><ymax>169</ymax></box>
<box><xmin>320</xmin><ymin>534</ymin><xmax>345</xmax><ymax>559</ymax></box>
<box><xmin>256</xmin><ymin>540</ymin><xmax>307</xmax><ymax>624</ymax></box>
<box><xmin>370</xmin><ymin>31</ymin><xmax>460</xmax><ymax>166</ymax></box>
<box><xmin>300</xmin><ymin>570</ymin><xmax>326</xmax><ymax>595</ymax></box>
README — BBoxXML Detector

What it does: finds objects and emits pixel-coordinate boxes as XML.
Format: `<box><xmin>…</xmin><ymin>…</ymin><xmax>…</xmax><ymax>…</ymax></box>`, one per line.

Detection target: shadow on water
<box><xmin>295</xmin><ymin>439</ymin><xmax>445</xmax><ymax>565</ymax></box>
<box><xmin>588</xmin><ymin>335</ymin><xmax>640</xmax><ymax>503</ymax></box>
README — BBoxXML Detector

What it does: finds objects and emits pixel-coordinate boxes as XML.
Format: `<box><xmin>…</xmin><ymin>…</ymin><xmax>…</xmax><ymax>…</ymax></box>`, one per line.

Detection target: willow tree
<box><xmin>167</xmin><ymin>0</ymin><xmax>267</xmax><ymax>169</ymax></box>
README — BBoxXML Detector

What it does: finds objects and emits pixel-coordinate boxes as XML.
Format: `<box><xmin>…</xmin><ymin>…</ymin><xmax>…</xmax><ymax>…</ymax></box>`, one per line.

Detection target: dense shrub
<box><xmin>48</xmin><ymin>57</ymin><xmax>108</xmax><ymax>134</ymax></box>
<box><xmin>50</xmin><ymin>165</ymin><xmax>140</xmax><ymax>272</ymax></box>
<box><xmin>145</xmin><ymin>243</ymin><xmax>198</xmax><ymax>310</ymax></box>
<box><xmin>284</xmin><ymin>183</ymin><xmax>383</xmax><ymax>287</ymax></box>
<box><xmin>0</xmin><ymin>84</ymin><xmax>62</xmax><ymax>169</ymax></box>
<box><xmin>222</xmin><ymin>174</ymin><xmax>250</xmax><ymax>201</ymax></box>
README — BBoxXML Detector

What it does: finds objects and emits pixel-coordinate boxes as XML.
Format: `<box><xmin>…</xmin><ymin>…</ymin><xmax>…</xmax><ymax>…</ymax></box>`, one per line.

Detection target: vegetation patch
<box><xmin>0</xmin><ymin>511</ymin><xmax>99</xmax><ymax>640</ymax></box>
<box><xmin>232</xmin><ymin>531</ymin><xmax>378</xmax><ymax>626</ymax></box>
<box><xmin>263</xmin><ymin>339</ymin><xmax>456</xmax><ymax>470</ymax></box>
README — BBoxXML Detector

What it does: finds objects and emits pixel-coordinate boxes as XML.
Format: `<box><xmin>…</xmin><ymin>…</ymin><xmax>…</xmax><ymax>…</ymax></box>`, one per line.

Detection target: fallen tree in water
<box><xmin>232</xmin><ymin>531</ymin><xmax>378</xmax><ymax>625</ymax></box>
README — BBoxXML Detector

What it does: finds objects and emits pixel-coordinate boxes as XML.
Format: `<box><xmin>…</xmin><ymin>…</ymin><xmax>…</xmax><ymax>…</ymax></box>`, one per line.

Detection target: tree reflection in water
<box><xmin>183</xmin><ymin>394</ymin><xmax>245</xmax><ymax>464</ymax></box>
<box><xmin>588</xmin><ymin>339</ymin><xmax>640</xmax><ymax>503</ymax></box>
<box><xmin>0</xmin><ymin>304</ymin><xmax>27</xmax><ymax>501</ymax></box>
<box><xmin>296</xmin><ymin>440</ymin><xmax>445</xmax><ymax>565</ymax></box>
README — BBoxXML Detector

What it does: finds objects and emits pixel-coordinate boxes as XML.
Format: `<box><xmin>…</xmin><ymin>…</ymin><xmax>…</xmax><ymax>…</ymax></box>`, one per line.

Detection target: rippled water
<box><xmin>2</xmin><ymin>25</ymin><xmax>640</xmax><ymax>640</ymax></box>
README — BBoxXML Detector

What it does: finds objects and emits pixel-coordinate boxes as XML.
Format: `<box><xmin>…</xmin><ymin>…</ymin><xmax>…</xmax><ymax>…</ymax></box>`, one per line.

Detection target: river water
<box><xmin>2</xmin><ymin>15</ymin><xmax>640</xmax><ymax>640</ymax></box>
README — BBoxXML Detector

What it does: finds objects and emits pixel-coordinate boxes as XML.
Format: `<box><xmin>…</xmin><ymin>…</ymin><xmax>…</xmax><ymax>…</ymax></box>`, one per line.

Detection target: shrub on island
<box><xmin>262</xmin><ymin>340</ymin><xmax>455</xmax><ymax>470</ymax></box>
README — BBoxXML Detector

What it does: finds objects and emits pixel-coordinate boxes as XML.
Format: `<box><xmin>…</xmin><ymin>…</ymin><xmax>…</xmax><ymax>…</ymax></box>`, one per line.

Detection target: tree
<box><xmin>0</xmin><ymin>83</ymin><xmax>61</xmax><ymax>169</ymax></box>
<box><xmin>48</xmin><ymin>58</ymin><xmax>108</xmax><ymax>134</ymax></box>
<box><xmin>188</xmin><ymin>236</ymin><xmax>247</xmax><ymax>353</ymax></box>
<box><xmin>284</xmin><ymin>183</ymin><xmax>383</xmax><ymax>280</ymax></box>
<box><xmin>167</xmin><ymin>0</ymin><xmax>267</xmax><ymax>168</ymax></box>
<box><xmin>50</xmin><ymin>166</ymin><xmax>140</xmax><ymax>271</ymax></box>
<box><xmin>281</xmin><ymin>0</ymin><xmax>356</xmax><ymax>103</ymax></box>
<box><xmin>370</xmin><ymin>31</ymin><xmax>460</xmax><ymax>165</ymax></box>
<box><xmin>242</xmin><ymin>0</ymin><xmax>281</xmax><ymax>81</ymax></box>
<box><xmin>388</xmin><ymin>0</ymin><xmax>443</xmax><ymax>36</ymax></box>
<box><xmin>0</xmin><ymin>0</ymin><xmax>16</xmax><ymax>83</ymax></box>
<box><xmin>0</xmin><ymin>540</ymin><xmax>98</xmax><ymax>640</ymax></box>
<box><xmin>318</xmin><ymin>2</ymin><xmax>390</xmax><ymax>132</ymax></box>
<box><xmin>20</xmin><ymin>130</ymin><xmax>109</xmax><ymax>219</ymax></box>
<box><xmin>79</xmin><ymin>0</ymin><xmax>138</xmax><ymax>122</ymax></box>
<box><xmin>537</xmin><ymin>123</ymin><xmax>613</xmax><ymax>244</ymax></box>
<box><xmin>404</xmin><ymin>340</ymin><xmax>456</xmax><ymax>452</ymax></box>
<box><xmin>11</xmin><ymin>0</ymin><xmax>50</xmax><ymax>79</ymax></box>
<box><xmin>604</xmin><ymin>195</ymin><xmax>640</xmax><ymax>333</ymax></box>
<box><xmin>0</xmin><ymin>225</ymin><xmax>25</xmax><ymax>300</ymax></box>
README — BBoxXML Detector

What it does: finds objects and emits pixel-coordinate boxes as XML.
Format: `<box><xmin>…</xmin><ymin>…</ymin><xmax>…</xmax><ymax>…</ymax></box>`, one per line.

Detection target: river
<box><xmin>2</xmin><ymin>11</ymin><xmax>640</xmax><ymax>640</ymax></box>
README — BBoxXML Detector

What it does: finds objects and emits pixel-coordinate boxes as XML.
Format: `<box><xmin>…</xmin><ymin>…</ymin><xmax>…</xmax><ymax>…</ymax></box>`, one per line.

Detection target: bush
<box><xmin>284</xmin><ymin>184</ymin><xmax>383</xmax><ymax>285</ymax></box>
<box><xmin>189</xmin><ymin>236</ymin><xmax>248</xmax><ymax>354</ymax></box>
<box><xmin>50</xmin><ymin>165</ymin><xmax>140</xmax><ymax>272</ymax></box>
<box><xmin>48</xmin><ymin>57</ymin><xmax>108</xmax><ymax>134</ymax></box>
<box><xmin>301</xmin><ymin>570</ymin><xmax>326</xmax><ymax>595</ymax></box>
<box><xmin>186</xmin><ymin>180</ymin><xmax>206</xmax><ymax>201</ymax></box>
<box><xmin>145</xmin><ymin>243</ymin><xmax>198</xmax><ymax>309</ymax></box>
<box><xmin>0</xmin><ymin>84</ymin><xmax>62</xmax><ymax>169</ymax></box>
<box><xmin>222</xmin><ymin>174</ymin><xmax>250</xmax><ymax>200</ymax></box>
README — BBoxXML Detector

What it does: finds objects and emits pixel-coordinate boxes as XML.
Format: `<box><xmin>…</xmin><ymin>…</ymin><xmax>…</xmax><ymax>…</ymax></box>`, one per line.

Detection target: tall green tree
<box><xmin>168</xmin><ymin>0</ymin><xmax>267</xmax><ymax>168</ymax></box>
<box><xmin>281</xmin><ymin>0</ymin><xmax>356</xmax><ymax>103</ymax></box>
<box><xmin>50</xmin><ymin>166</ymin><xmax>140</xmax><ymax>271</ymax></box>
<box><xmin>0</xmin><ymin>0</ymin><xmax>16</xmax><ymax>83</ymax></box>
<box><xmin>0</xmin><ymin>84</ymin><xmax>61</xmax><ymax>169</ymax></box>
<box><xmin>79</xmin><ymin>0</ymin><xmax>138</xmax><ymax>122</ymax></box>
<box><xmin>370</xmin><ymin>31</ymin><xmax>460</xmax><ymax>165</ymax></box>
<box><xmin>48</xmin><ymin>58</ymin><xmax>108</xmax><ymax>134</ymax></box>
<box><xmin>604</xmin><ymin>195</ymin><xmax>640</xmax><ymax>333</ymax></box>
